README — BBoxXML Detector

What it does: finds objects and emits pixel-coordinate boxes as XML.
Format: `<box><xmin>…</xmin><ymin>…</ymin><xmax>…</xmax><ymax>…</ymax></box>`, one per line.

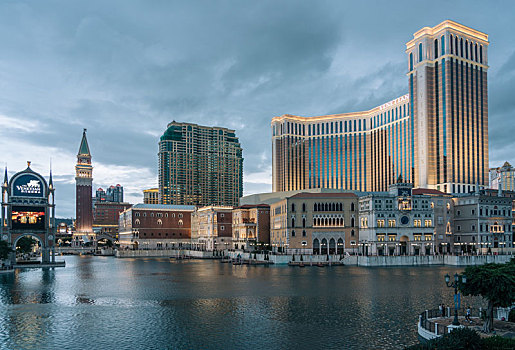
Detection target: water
<box><xmin>0</xmin><ymin>256</ymin><xmax>473</xmax><ymax>349</ymax></box>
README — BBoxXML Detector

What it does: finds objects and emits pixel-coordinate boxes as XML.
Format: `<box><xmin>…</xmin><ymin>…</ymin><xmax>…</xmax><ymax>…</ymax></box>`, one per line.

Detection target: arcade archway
<box><xmin>14</xmin><ymin>234</ymin><xmax>42</xmax><ymax>264</ymax></box>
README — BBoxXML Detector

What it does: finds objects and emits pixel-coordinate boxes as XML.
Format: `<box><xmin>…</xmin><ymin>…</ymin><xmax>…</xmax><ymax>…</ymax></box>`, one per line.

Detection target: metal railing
<box><xmin>419</xmin><ymin>307</ymin><xmax>483</xmax><ymax>335</ymax></box>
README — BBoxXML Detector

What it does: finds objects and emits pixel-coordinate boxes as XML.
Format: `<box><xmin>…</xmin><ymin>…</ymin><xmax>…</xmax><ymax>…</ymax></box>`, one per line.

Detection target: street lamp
<box><xmin>444</xmin><ymin>273</ymin><xmax>467</xmax><ymax>326</ymax></box>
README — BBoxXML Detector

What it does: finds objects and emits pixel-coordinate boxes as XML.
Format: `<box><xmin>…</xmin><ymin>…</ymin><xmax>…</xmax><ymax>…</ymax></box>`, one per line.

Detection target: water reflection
<box><xmin>0</xmin><ymin>256</ymin><xmax>476</xmax><ymax>349</ymax></box>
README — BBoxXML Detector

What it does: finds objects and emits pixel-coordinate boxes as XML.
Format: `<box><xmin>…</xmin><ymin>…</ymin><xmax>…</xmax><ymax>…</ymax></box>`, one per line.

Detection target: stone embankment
<box><xmin>115</xmin><ymin>249</ymin><xmax>512</xmax><ymax>267</ymax></box>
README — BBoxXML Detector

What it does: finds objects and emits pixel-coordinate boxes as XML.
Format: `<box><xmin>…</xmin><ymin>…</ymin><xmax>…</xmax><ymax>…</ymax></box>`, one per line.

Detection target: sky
<box><xmin>1</xmin><ymin>0</ymin><xmax>514</xmax><ymax>218</ymax></box>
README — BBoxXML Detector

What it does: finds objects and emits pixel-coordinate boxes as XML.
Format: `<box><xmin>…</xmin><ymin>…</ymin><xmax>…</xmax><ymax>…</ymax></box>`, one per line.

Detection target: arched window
<box><xmin>178</xmin><ymin>219</ymin><xmax>183</xmax><ymax>226</ymax></box>
<box><xmin>474</xmin><ymin>44</ymin><xmax>478</xmax><ymax>62</ymax></box>
<box><xmin>292</xmin><ymin>203</ymin><xmax>295</xmax><ymax>212</ymax></box>
<box><xmin>157</xmin><ymin>219</ymin><xmax>162</xmax><ymax>225</ymax></box>
<box><xmin>135</xmin><ymin>219</ymin><xmax>140</xmax><ymax>225</ymax></box>
<box><xmin>291</xmin><ymin>217</ymin><xmax>295</xmax><ymax>227</ymax></box>
<box><xmin>460</xmin><ymin>38</ymin><xmax>463</xmax><ymax>57</ymax></box>
<box><xmin>351</xmin><ymin>202</ymin><xmax>355</xmax><ymax>211</ymax></box>
<box><xmin>302</xmin><ymin>203</ymin><xmax>306</xmax><ymax>212</ymax></box>
<box><xmin>313</xmin><ymin>238</ymin><xmax>320</xmax><ymax>254</ymax></box>
<box><xmin>302</xmin><ymin>230</ymin><xmax>306</xmax><ymax>237</ymax></box>
<box><xmin>291</xmin><ymin>230</ymin><xmax>296</xmax><ymax>237</ymax></box>
<box><xmin>351</xmin><ymin>230</ymin><xmax>355</xmax><ymax>237</ymax></box>
<box><xmin>480</xmin><ymin>45</ymin><xmax>483</xmax><ymax>64</ymax></box>
<box><xmin>313</xmin><ymin>203</ymin><xmax>317</xmax><ymax>211</ymax></box>
<box><xmin>418</xmin><ymin>43</ymin><xmax>423</xmax><ymax>62</ymax></box>
<box><xmin>466</xmin><ymin>40</ymin><xmax>469</xmax><ymax>59</ymax></box>
<box><xmin>455</xmin><ymin>36</ymin><xmax>459</xmax><ymax>56</ymax></box>
<box><xmin>302</xmin><ymin>218</ymin><xmax>306</xmax><ymax>228</ymax></box>
<box><xmin>434</xmin><ymin>39</ymin><xmax>438</xmax><ymax>59</ymax></box>
<box><xmin>337</xmin><ymin>238</ymin><xmax>344</xmax><ymax>254</ymax></box>
<box><xmin>450</xmin><ymin>34</ymin><xmax>453</xmax><ymax>54</ymax></box>
<box><xmin>351</xmin><ymin>217</ymin><xmax>355</xmax><ymax>227</ymax></box>
<box><xmin>329</xmin><ymin>238</ymin><xmax>336</xmax><ymax>254</ymax></box>
<box><xmin>441</xmin><ymin>35</ymin><xmax>445</xmax><ymax>55</ymax></box>
<box><xmin>409</xmin><ymin>53</ymin><xmax>413</xmax><ymax>71</ymax></box>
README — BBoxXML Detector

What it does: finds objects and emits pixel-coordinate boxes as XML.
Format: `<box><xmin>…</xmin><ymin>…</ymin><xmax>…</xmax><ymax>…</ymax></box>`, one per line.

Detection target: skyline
<box><xmin>1</xmin><ymin>1</ymin><xmax>515</xmax><ymax>217</ymax></box>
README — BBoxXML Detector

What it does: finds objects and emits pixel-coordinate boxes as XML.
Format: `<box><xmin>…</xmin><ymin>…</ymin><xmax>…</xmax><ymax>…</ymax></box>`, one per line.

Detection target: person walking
<box><xmin>438</xmin><ymin>303</ymin><xmax>443</xmax><ymax>317</ymax></box>
<box><xmin>465</xmin><ymin>306</ymin><xmax>472</xmax><ymax>323</ymax></box>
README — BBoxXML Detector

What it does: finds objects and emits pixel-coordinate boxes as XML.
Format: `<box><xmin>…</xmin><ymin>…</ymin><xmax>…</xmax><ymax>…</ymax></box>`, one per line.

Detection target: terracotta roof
<box><xmin>412</xmin><ymin>188</ymin><xmax>446</xmax><ymax>195</ymax></box>
<box><xmin>290</xmin><ymin>192</ymin><xmax>357</xmax><ymax>199</ymax></box>
<box><xmin>235</xmin><ymin>204</ymin><xmax>270</xmax><ymax>209</ymax></box>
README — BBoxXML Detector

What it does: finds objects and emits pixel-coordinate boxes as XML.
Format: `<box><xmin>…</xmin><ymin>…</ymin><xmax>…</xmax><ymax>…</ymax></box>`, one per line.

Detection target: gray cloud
<box><xmin>0</xmin><ymin>0</ymin><xmax>514</xmax><ymax>217</ymax></box>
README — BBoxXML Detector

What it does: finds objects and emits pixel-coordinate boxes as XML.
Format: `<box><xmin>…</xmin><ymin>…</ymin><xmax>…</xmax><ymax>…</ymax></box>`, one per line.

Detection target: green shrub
<box><xmin>482</xmin><ymin>335</ymin><xmax>515</xmax><ymax>350</ymax></box>
<box><xmin>406</xmin><ymin>327</ymin><xmax>481</xmax><ymax>349</ymax></box>
<box><xmin>508</xmin><ymin>308</ymin><xmax>515</xmax><ymax>323</ymax></box>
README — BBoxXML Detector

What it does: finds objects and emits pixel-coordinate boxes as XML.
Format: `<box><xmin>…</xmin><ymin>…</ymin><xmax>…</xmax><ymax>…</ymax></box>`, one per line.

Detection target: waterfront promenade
<box><xmin>114</xmin><ymin>248</ymin><xmax>513</xmax><ymax>266</ymax></box>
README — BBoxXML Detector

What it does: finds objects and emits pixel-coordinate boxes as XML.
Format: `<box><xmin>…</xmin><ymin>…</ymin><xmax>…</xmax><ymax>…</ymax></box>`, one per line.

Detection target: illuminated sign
<box><xmin>379</xmin><ymin>94</ymin><xmax>409</xmax><ymax>111</ymax></box>
<box><xmin>12</xmin><ymin>174</ymin><xmax>44</xmax><ymax>197</ymax></box>
<box><xmin>11</xmin><ymin>206</ymin><xmax>46</xmax><ymax>230</ymax></box>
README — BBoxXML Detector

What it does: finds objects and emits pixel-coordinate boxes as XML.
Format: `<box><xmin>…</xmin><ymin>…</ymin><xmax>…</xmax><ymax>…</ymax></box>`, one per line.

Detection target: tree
<box><xmin>16</xmin><ymin>236</ymin><xmax>38</xmax><ymax>255</ymax></box>
<box><xmin>0</xmin><ymin>240</ymin><xmax>12</xmax><ymax>260</ymax></box>
<box><xmin>458</xmin><ymin>259</ymin><xmax>515</xmax><ymax>333</ymax></box>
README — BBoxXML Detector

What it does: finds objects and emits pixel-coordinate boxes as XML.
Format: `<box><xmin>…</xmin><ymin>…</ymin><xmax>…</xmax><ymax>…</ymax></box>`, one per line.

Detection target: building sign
<box><xmin>11</xmin><ymin>206</ymin><xmax>46</xmax><ymax>230</ymax></box>
<box><xmin>12</xmin><ymin>174</ymin><xmax>45</xmax><ymax>198</ymax></box>
<box><xmin>379</xmin><ymin>94</ymin><xmax>409</xmax><ymax>111</ymax></box>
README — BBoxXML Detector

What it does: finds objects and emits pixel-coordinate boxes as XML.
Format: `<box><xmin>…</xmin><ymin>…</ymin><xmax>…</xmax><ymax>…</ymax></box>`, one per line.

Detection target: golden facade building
<box><xmin>272</xmin><ymin>20</ymin><xmax>489</xmax><ymax>195</ymax></box>
<box><xmin>143</xmin><ymin>188</ymin><xmax>159</xmax><ymax>204</ymax></box>
<box><xmin>158</xmin><ymin>122</ymin><xmax>243</xmax><ymax>206</ymax></box>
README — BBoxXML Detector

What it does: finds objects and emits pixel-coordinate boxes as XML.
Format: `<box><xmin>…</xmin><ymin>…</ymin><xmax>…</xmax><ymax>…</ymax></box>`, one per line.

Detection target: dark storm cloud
<box><xmin>0</xmin><ymin>0</ymin><xmax>514</xmax><ymax>217</ymax></box>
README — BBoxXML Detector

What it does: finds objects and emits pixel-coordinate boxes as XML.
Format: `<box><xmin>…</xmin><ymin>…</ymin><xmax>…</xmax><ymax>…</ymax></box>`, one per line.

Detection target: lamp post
<box><xmin>445</xmin><ymin>273</ymin><xmax>467</xmax><ymax>326</ymax></box>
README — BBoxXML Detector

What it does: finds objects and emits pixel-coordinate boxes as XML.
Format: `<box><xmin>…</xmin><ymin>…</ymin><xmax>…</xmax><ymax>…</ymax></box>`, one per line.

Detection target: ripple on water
<box><xmin>0</xmin><ymin>256</ymin><xmax>476</xmax><ymax>350</ymax></box>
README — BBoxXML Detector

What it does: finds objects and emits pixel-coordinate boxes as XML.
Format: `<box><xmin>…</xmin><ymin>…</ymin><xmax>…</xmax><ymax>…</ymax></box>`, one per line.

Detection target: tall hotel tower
<box><xmin>272</xmin><ymin>20</ymin><xmax>489</xmax><ymax>194</ymax></box>
<box><xmin>158</xmin><ymin>122</ymin><xmax>243</xmax><ymax>206</ymax></box>
<box><xmin>75</xmin><ymin>129</ymin><xmax>94</xmax><ymax>235</ymax></box>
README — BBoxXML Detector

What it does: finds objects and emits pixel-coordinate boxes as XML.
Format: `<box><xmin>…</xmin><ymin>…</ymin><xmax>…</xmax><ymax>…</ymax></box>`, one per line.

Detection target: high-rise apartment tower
<box><xmin>158</xmin><ymin>122</ymin><xmax>243</xmax><ymax>206</ymax></box>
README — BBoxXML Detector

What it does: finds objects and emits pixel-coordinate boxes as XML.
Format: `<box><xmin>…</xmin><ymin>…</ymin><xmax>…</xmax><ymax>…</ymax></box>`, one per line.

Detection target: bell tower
<box><xmin>75</xmin><ymin>129</ymin><xmax>94</xmax><ymax>244</ymax></box>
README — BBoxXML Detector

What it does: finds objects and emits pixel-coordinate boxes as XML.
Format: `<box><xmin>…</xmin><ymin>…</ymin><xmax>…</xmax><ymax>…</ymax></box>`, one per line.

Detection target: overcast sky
<box><xmin>1</xmin><ymin>0</ymin><xmax>514</xmax><ymax>218</ymax></box>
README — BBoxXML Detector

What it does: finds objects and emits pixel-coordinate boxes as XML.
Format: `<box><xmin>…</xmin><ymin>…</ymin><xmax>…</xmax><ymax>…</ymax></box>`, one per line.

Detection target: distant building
<box><xmin>270</xmin><ymin>193</ymin><xmax>357</xmax><ymax>254</ymax></box>
<box><xmin>95</xmin><ymin>188</ymin><xmax>106</xmax><ymax>202</ymax></box>
<box><xmin>232</xmin><ymin>205</ymin><xmax>270</xmax><ymax>250</ymax></box>
<box><xmin>93</xmin><ymin>202</ymin><xmax>132</xmax><ymax>239</ymax></box>
<box><xmin>106</xmin><ymin>184</ymin><xmax>123</xmax><ymax>202</ymax></box>
<box><xmin>489</xmin><ymin>162</ymin><xmax>515</xmax><ymax>191</ymax></box>
<box><xmin>118</xmin><ymin>204</ymin><xmax>195</xmax><ymax>249</ymax></box>
<box><xmin>191</xmin><ymin>206</ymin><xmax>233</xmax><ymax>251</ymax></box>
<box><xmin>143</xmin><ymin>188</ymin><xmax>159</xmax><ymax>204</ymax></box>
<box><xmin>158</xmin><ymin>121</ymin><xmax>243</xmax><ymax>206</ymax></box>
<box><xmin>358</xmin><ymin>183</ymin><xmax>435</xmax><ymax>256</ymax></box>
<box><xmin>452</xmin><ymin>189</ymin><xmax>513</xmax><ymax>254</ymax></box>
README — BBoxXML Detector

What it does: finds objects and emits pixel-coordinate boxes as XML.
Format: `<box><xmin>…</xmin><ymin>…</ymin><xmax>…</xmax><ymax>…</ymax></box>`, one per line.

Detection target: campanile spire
<box><xmin>75</xmin><ymin>129</ymin><xmax>94</xmax><ymax>241</ymax></box>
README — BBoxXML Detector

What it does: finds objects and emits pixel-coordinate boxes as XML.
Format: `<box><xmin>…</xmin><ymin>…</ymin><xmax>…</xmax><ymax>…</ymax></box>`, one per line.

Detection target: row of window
<box><xmin>376</xmin><ymin>219</ymin><xmax>432</xmax><ymax>228</ymax></box>
<box><xmin>134</xmin><ymin>219</ymin><xmax>183</xmax><ymax>226</ymax></box>
<box><xmin>134</xmin><ymin>211</ymin><xmax>184</xmax><ymax>218</ymax></box>
<box><xmin>410</xmin><ymin>34</ymin><xmax>484</xmax><ymax>70</ymax></box>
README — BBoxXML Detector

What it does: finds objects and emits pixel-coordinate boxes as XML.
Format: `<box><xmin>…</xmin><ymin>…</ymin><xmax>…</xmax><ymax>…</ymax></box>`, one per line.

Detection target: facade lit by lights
<box><xmin>272</xmin><ymin>20</ymin><xmax>489</xmax><ymax>195</ymax></box>
<box><xmin>75</xmin><ymin>129</ymin><xmax>94</xmax><ymax>241</ymax></box>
